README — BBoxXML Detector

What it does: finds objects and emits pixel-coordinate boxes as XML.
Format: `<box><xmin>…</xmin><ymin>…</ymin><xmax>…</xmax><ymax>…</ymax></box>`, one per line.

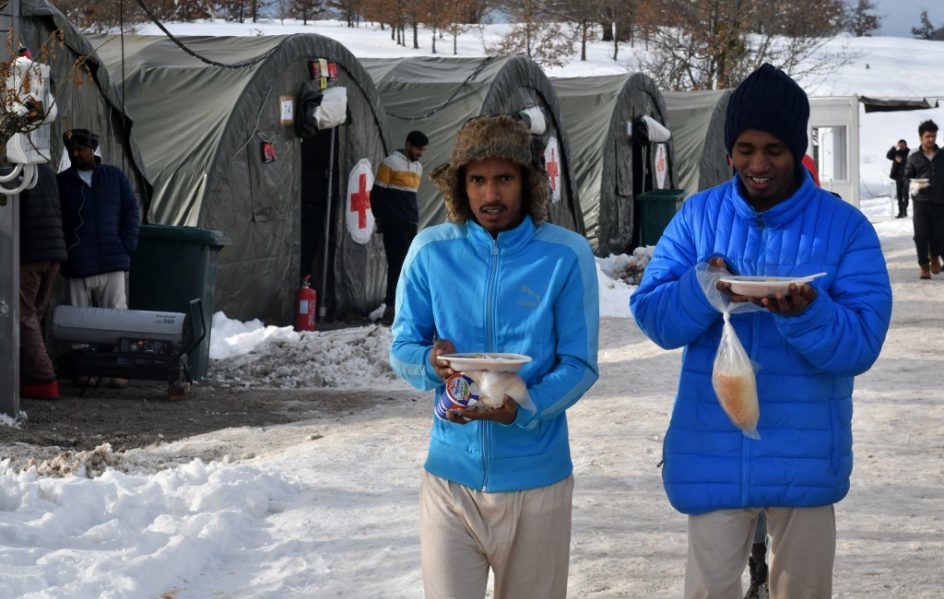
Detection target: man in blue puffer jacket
<box><xmin>390</xmin><ymin>114</ymin><xmax>599</xmax><ymax>599</ymax></box>
<box><xmin>631</xmin><ymin>64</ymin><xmax>892</xmax><ymax>598</ymax></box>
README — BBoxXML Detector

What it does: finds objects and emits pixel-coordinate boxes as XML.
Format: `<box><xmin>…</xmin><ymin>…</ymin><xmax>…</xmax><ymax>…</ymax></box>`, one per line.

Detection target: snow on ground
<box><xmin>3</xmin><ymin>196</ymin><xmax>940</xmax><ymax>598</ymax></box>
<box><xmin>1</xmin><ymin>21</ymin><xmax>943</xmax><ymax>599</ymax></box>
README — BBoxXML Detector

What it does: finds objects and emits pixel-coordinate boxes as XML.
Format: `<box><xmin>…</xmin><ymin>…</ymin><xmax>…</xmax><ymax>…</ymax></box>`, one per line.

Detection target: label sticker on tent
<box><xmin>544</xmin><ymin>136</ymin><xmax>562</xmax><ymax>204</ymax></box>
<box><xmin>347</xmin><ymin>158</ymin><xmax>375</xmax><ymax>245</ymax></box>
<box><xmin>654</xmin><ymin>143</ymin><xmax>668</xmax><ymax>189</ymax></box>
<box><xmin>280</xmin><ymin>96</ymin><xmax>294</xmax><ymax>125</ymax></box>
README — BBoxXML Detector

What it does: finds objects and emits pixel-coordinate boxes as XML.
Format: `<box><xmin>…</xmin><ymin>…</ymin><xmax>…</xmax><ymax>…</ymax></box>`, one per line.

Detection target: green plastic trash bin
<box><xmin>129</xmin><ymin>225</ymin><xmax>230</xmax><ymax>380</ymax></box>
<box><xmin>636</xmin><ymin>189</ymin><xmax>685</xmax><ymax>247</ymax></box>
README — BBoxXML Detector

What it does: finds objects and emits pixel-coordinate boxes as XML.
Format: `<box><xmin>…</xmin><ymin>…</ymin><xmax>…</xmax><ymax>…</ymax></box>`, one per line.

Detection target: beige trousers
<box><xmin>685</xmin><ymin>505</ymin><xmax>836</xmax><ymax>599</ymax></box>
<box><xmin>67</xmin><ymin>271</ymin><xmax>128</xmax><ymax>309</ymax></box>
<box><xmin>420</xmin><ymin>472</ymin><xmax>573</xmax><ymax>599</ymax></box>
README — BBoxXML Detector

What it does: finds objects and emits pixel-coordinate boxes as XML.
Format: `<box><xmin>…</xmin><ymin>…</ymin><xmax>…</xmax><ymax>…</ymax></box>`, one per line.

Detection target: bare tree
<box><xmin>363</xmin><ymin>0</ymin><xmax>409</xmax><ymax>45</ymax></box>
<box><xmin>54</xmin><ymin>0</ymin><xmax>149</xmax><ymax>32</ymax></box>
<box><xmin>1</xmin><ymin>29</ymin><xmax>91</xmax><ymax>152</ymax></box>
<box><xmin>329</xmin><ymin>0</ymin><xmax>365</xmax><ymax>27</ymax></box>
<box><xmin>545</xmin><ymin>0</ymin><xmax>599</xmax><ymax>61</ymax></box>
<box><xmin>290</xmin><ymin>0</ymin><xmax>326</xmax><ymax>24</ymax></box>
<box><xmin>419</xmin><ymin>0</ymin><xmax>462</xmax><ymax>54</ymax></box>
<box><xmin>491</xmin><ymin>0</ymin><xmax>575</xmax><ymax>68</ymax></box>
<box><xmin>641</xmin><ymin>0</ymin><xmax>852</xmax><ymax>90</ymax></box>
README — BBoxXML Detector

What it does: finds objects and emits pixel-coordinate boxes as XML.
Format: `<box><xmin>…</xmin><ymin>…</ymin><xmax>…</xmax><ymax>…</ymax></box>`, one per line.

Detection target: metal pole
<box><xmin>0</xmin><ymin>0</ymin><xmax>22</xmax><ymax>418</ymax></box>
<box><xmin>318</xmin><ymin>127</ymin><xmax>336</xmax><ymax>321</ymax></box>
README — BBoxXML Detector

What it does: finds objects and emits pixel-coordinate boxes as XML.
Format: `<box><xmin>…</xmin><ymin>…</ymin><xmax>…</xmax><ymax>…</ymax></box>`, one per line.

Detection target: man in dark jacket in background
<box><xmin>370</xmin><ymin>130</ymin><xmax>428</xmax><ymax>324</ymax></box>
<box><xmin>57</xmin><ymin>128</ymin><xmax>140</xmax><ymax>387</ymax></box>
<box><xmin>887</xmin><ymin>139</ymin><xmax>910</xmax><ymax>218</ymax></box>
<box><xmin>19</xmin><ymin>164</ymin><xmax>67</xmax><ymax>399</ymax></box>
<box><xmin>903</xmin><ymin>120</ymin><xmax>944</xmax><ymax>279</ymax></box>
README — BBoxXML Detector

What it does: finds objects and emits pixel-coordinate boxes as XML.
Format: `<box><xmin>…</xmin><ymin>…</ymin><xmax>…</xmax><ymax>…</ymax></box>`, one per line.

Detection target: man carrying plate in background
<box><xmin>903</xmin><ymin>119</ymin><xmax>944</xmax><ymax>279</ymax></box>
<box><xmin>630</xmin><ymin>64</ymin><xmax>892</xmax><ymax>599</ymax></box>
<box><xmin>388</xmin><ymin>114</ymin><xmax>599</xmax><ymax>599</ymax></box>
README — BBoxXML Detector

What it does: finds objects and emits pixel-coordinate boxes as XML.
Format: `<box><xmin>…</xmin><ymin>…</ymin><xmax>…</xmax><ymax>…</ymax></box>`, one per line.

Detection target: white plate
<box><xmin>719</xmin><ymin>273</ymin><xmax>826</xmax><ymax>298</ymax></box>
<box><xmin>437</xmin><ymin>353</ymin><xmax>532</xmax><ymax>372</ymax></box>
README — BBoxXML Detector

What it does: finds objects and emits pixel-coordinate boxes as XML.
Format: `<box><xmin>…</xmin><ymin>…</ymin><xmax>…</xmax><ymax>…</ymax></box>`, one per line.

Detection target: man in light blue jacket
<box><xmin>389</xmin><ymin>114</ymin><xmax>599</xmax><ymax>599</ymax></box>
<box><xmin>631</xmin><ymin>64</ymin><xmax>892</xmax><ymax>598</ymax></box>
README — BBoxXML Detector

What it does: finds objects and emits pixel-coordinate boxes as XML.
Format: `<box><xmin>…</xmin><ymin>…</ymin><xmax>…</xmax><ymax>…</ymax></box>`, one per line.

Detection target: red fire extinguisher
<box><xmin>294</xmin><ymin>275</ymin><xmax>317</xmax><ymax>332</ymax></box>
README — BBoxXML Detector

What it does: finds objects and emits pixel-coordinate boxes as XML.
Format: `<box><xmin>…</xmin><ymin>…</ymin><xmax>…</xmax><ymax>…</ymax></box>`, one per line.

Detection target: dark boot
<box><xmin>920</xmin><ymin>264</ymin><xmax>931</xmax><ymax>280</ymax></box>
<box><xmin>744</xmin><ymin>544</ymin><xmax>769</xmax><ymax>599</ymax></box>
<box><xmin>931</xmin><ymin>255</ymin><xmax>942</xmax><ymax>275</ymax></box>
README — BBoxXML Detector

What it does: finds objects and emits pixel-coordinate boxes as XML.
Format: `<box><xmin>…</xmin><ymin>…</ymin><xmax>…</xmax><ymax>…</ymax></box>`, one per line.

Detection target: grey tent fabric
<box><xmin>552</xmin><ymin>73</ymin><xmax>676</xmax><ymax>256</ymax></box>
<box><xmin>87</xmin><ymin>33</ymin><xmax>391</xmax><ymax>324</ymax></box>
<box><xmin>18</xmin><ymin>0</ymin><xmax>143</xmax><ymax>191</ymax></box>
<box><xmin>361</xmin><ymin>56</ymin><xmax>583</xmax><ymax>234</ymax></box>
<box><xmin>859</xmin><ymin>96</ymin><xmax>939</xmax><ymax>113</ymax></box>
<box><xmin>663</xmin><ymin>89</ymin><xmax>732</xmax><ymax>201</ymax></box>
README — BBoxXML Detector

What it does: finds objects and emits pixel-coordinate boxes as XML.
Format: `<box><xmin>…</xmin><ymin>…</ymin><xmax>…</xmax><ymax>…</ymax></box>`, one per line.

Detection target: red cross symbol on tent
<box><xmin>545</xmin><ymin>147</ymin><xmax>559</xmax><ymax>193</ymax></box>
<box><xmin>350</xmin><ymin>173</ymin><xmax>371</xmax><ymax>229</ymax></box>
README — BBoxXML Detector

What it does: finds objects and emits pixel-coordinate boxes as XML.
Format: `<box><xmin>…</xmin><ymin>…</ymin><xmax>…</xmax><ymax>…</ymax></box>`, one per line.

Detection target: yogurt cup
<box><xmin>435</xmin><ymin>373</ymin><xmax>480</xmax><ymax>420</ymax></box>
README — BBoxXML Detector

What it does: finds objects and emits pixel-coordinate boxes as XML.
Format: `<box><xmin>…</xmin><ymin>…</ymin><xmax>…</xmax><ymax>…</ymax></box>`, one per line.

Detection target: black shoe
<box><xmin>380</xmin><ymin>305</ymin><xmax>395</xmax><ymax>325</ymax></box>
<box><xmin>744</xmin><ymin>554</ymin><xmax>769</xmax><ymax>599</ymax></box>
<box><xmin>744</xmin><ymin>582</ymin><xmax>769</xmax><ymax>599</ymax></box>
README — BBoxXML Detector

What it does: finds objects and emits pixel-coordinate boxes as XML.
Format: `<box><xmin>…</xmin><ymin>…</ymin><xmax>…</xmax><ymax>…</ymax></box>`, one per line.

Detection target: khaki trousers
<box><xmin>685</xmin><ymin>505</ymin><xmax>836</xmax><ymax>599</ymax></box>
<box><xmin>420</xmin><ymin>472</ymin><xmax>573</xmax><ymax>599</ymax></box>
<box><xmin>67</xmin><ymin>271</ymin><xmax>128</xmax><ymax>309</ymax></box>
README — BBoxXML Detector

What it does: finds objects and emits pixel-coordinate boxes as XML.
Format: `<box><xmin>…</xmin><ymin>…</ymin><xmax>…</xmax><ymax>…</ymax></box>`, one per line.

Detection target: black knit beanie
<box><xmin>724</xmin><ymin>63</ymin><xmax>809</xmax><ymax>166</ymax></box>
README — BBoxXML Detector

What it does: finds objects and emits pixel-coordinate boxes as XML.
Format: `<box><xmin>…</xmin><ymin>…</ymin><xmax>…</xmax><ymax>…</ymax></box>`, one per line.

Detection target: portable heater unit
<box><xmin>53</xmin><ymin>299</ymin><xmax>205</xmax><ymax>396</ymax></box>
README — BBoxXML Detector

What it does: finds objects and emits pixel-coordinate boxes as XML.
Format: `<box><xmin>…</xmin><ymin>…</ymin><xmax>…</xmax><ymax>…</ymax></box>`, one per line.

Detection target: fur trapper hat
<box><xmin>430</xmin><ymin>114</ymin><xmax>549</xmax><ymax>225</ymax></box>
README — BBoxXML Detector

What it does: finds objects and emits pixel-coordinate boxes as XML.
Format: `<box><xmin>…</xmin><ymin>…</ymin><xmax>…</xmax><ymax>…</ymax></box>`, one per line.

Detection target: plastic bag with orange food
<box><xmin>696</xmin><ymin>262</ymin><xmax>761</xmax><ymax>440</ymax></box>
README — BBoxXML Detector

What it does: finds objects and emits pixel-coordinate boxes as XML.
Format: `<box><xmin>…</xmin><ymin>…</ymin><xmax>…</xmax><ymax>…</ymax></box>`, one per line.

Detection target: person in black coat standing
<box><xmin>58</xmin><ymin>128</ymin><xmax>140</xmax><ymax>388</ymax></box>
<box><xmin>19</xmin><ymin>163</ymin><xmax>67</xmax><ymax>398</ymax></box>
<box><xmin>904</xmin><ymin>120</ymin><xmax>944</xmax><ymax>279</ymax></box>
<box><xmin>887</xmin><ymin>139</ymin><xmax>910</xmax><ymax>218</ymax></box>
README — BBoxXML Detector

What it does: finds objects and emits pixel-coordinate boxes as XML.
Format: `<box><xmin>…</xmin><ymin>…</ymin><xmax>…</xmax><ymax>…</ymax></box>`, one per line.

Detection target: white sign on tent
<box><xmin>654</xmin><ymin>143</ymin><xmax>668</xmax><ymax>189</ymax></box>
<box><xmin>544</xmin><ymin>136</ymin><xmax>562</xmax><ymax>204</ymax></box>
<box><xmin>346</xmin><ymin>158</ymin><xmax>375</xmax><ymax>244</ymax></box>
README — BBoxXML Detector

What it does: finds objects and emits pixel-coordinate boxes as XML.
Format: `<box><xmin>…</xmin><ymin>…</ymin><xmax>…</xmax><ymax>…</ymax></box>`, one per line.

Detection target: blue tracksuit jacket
<box><xmin>390</xmin><ymin>216</ymin><xmax>599</xmax><ymax>493</ymax></box>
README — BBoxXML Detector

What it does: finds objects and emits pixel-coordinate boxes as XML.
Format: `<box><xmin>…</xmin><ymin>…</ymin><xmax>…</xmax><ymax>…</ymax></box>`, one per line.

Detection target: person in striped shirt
<box><xmin>371</xmin><ymin>130</ymin><xmax>428</xmax><ymax>324</ymax></box>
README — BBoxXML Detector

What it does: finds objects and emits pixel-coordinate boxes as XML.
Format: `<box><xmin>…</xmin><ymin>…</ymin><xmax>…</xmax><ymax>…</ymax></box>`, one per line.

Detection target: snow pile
<box><xmin>207</xmin><ymin>324</ymin><xmax>407</xmax><ymax>390</ymax></box>
<box><xmin>209</xmin><ymin>312</ymin><xmax>301</xmax><ymax>360</ymax></box>
<box><xmin>201</xmin><ymin>257</ymin><xmax>638</xmax><ymax>388</ymax></box>
<box><xmin>598</xmin><ymin>246</ymin><xmax>654</xmax><ymax>285</ymax></box>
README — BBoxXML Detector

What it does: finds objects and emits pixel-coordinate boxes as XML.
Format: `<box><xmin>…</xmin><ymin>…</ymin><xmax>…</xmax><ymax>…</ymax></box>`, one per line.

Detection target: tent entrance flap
<box><xmin>300</xmin><ymin>127</ymin><xmax>339</xmax><ymax>321</ymax></box>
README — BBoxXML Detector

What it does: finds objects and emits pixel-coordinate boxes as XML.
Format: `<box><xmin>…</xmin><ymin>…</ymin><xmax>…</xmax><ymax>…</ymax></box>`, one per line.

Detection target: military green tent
<box><xmin>663</xmin><ymin>89</ymin><xmax>732</xmax><ymax>201</ymax></box>
<box><xmin>551</xmin><ymin>73</ymin><xmax>677</xmax><ymax>256</ymax></box>
<box><xmin>18</xmin><ymin>0</ymin><xmax>143</xmax><ymax>191</ymax></box>
<box><xmin>361</xmin><ymin>56</ymin><xmax>583</xmax><ymax>233</ymax></box>
<box><xmin>88</xmin><ymin>33</ymin><xmax>391</xmax><ymax>325</ymax></box>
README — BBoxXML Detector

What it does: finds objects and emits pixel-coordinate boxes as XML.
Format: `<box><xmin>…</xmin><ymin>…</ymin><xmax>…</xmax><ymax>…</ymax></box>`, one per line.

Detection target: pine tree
<box><xmin>911</xmin><ymin>10</ymin><xmax>936</xmax><ymax>40</ymax></box>
<box><xmin>846</xmin><ymin>0</ymin><xmax>880</xmax><ymax>37</ymax></box>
